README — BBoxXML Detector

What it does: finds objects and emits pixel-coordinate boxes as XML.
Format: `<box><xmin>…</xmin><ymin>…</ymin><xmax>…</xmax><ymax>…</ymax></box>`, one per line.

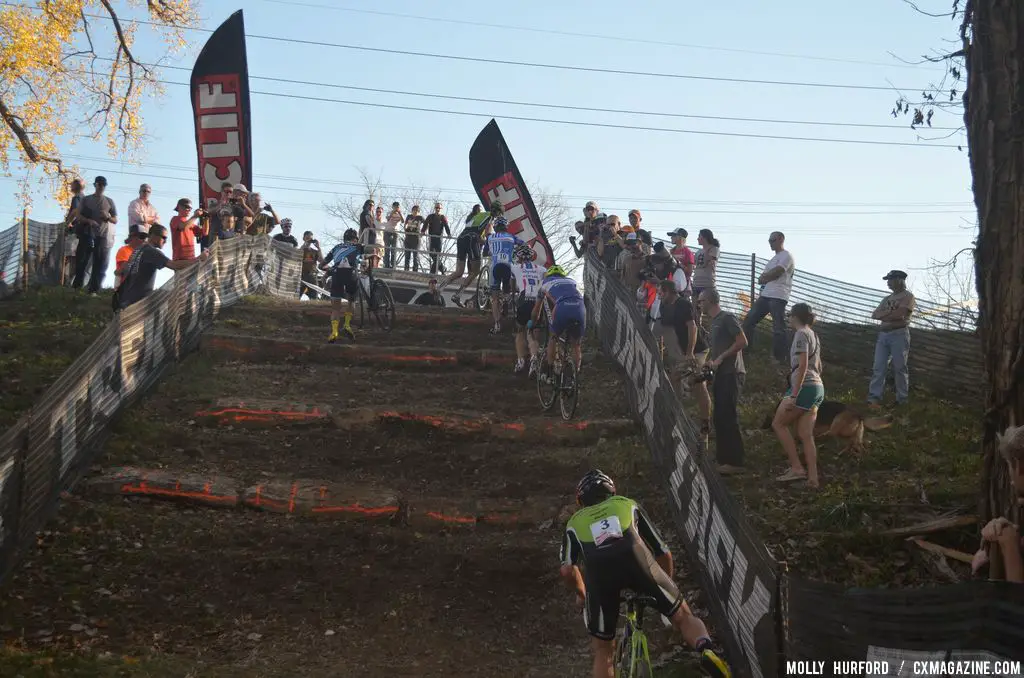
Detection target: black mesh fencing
<box><xmin>0</xmin><ymin>219</ymin><xmax>71</xmax><ymax>296</ymax></box>
<box><xmin>784</xmin><ymin>576</ymin><xmax>1024</xmax><ymax>673</ymax></box>
<box><xmin>584</xmin><ymin>252</ymin><xmax>781</xmax><ymax>678</ymax></box>
<box><xmin>583</xmin><ymin>251</ymin><xmax>1023</xmax><ymax>676</ymax></box>
<box><xmin>0</xmin><ymin>235</ymin><xmax>300</xmax><ymax>584</ymax></box>
<box><xmin>628</xmin><ymin>241</ymin><xmax>982</xmax><ymax>397</ymax></box>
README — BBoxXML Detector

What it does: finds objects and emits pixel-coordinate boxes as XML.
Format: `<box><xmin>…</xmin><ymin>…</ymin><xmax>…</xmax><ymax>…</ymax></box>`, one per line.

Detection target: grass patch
<box><xmin>722</xmin><ymin>331</ymin><xmax>981</xmax><ymax>586</ymax></box>
<box><xmin>0</xmin><ymin>287</ymin><xmax>111</xmax><ymax>428</ymax></box>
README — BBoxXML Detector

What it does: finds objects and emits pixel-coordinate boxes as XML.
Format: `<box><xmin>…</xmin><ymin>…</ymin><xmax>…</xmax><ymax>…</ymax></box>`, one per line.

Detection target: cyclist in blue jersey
<box><xmin>485</xmin><ymin>216</ymin><xmax>528</xmax><ymax>335</ymax></box>
<box><xmin>320</xmin><ymin>228</ymin><xmax>362</xmax><ymax>342</ymax></box>
<box><xmin>512</xmin><ymin>243</ymin><xmax>545</xmax><ymax>375</ymax></box>
<box><xmin>444</xmin><ymin>200</ymin><xmax>502</xmax><ymax>307</ymax></box>
<box><xmin>529</xmin><ymin>265</ymin><xmax>585</xmax><ymax>381</ymax></box>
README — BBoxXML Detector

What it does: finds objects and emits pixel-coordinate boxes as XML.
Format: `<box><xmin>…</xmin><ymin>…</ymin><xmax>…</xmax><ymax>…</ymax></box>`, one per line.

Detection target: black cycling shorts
<box><xmin>490</xmin><ymin>263</ymin><xmax>512</xmax><ymax>293</ymax></box>
<box><xmin>330</xmin><ymin>268</ymin><xmax>358</xmax><ymax>300</ymax></box>
<box><xmin>516</xmin><ymin>296</ymin><xmax>536</xmax><ymax>327</ymax></box>
<box><xmin>582</xmin><ymin>543</ymin><xmax>682</xmax><ymax>641</ymax></box>
<box><xmin>456</xmin><ymin>231</ymin><xmax>482</xmax><ymax>263</ymax></box>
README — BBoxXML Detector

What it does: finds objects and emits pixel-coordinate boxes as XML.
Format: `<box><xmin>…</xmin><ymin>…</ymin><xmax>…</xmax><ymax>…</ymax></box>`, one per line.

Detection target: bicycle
<box><xmin>615</xmin><ymin>593</ymin><xmax>657</xmax><ymax>678</ymax></box>
<box><xmin>536</xmin><ymin>317</ymin><xmax>580</xmax><ymax>420</ymax></box>
<box><xmin>475</xmin><ymin>257</ymin><xmax>516</xmax><ymax>321</ymax></box>
<box><xmin>356</xmin><ymin>267</ymin><xmax>396</xmax><ymax>331</ymax></box>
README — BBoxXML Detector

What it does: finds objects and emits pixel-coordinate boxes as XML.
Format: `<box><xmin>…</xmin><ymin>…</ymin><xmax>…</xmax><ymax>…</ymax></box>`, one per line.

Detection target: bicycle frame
<box><xmin>617</xmin><ymin>596</ymin><xmax>654</xmax><ymax>678</ymax></box>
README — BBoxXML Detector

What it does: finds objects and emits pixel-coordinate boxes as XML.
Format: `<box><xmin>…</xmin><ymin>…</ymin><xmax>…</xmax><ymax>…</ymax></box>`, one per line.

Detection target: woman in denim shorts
<box><xmin>772</xmin><ymin>302</ymin><xmax>824</xmax><ymax>488</ymax></box>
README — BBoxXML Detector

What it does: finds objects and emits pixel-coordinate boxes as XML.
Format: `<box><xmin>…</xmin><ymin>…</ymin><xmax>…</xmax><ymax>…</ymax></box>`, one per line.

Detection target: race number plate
<box><xmin>590</xmin><ymin>515</ymin><xmax>624</xmax><ymax>546</ymax></box>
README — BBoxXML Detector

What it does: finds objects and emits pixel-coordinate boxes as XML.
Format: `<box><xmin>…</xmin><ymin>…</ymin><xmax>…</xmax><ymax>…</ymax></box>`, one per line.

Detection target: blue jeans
<box><xmin>742</xmin><ymin>295</ymin><xmax>789</xmax><ymax>363</ymax></box>
<box><xmin>87</xmin><ymin>243</ymin><xmax>110</xmax><ymax>293</ymax></box>
<box><xmin>869</xmin><ymin>328</ymin><xmax>910</xmax><ymax>404</ymax></box>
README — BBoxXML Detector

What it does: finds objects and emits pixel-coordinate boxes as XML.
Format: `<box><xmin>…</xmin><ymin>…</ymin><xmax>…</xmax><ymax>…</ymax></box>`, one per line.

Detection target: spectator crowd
<box><xmin>569</xmin><ymin>200</ymin><xmax>918</xmax><ymax>492</ymax></box>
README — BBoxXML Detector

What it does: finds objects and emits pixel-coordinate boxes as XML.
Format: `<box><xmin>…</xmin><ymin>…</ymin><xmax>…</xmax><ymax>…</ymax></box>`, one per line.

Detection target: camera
<box><xmin>693</xmin><ymin>364</ymin><xmax>715</xmax><ymax>384</ymax></box>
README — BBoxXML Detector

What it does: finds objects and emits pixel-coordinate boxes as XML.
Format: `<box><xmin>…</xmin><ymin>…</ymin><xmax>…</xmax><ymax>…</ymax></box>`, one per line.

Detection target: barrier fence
<box><xmin>583</xmin><ymin>250</ymin><xmax>1024</xmax><ymax>677</ymax></box>
<box><xmin>0</xmin><ymin>217</ymin><xmax>69</xmax><ymax>297</ymax></box>
<box><xmin>0</xmin><ymin>235</ymin><xmax>302</xmax><ymax>582</ymax></box>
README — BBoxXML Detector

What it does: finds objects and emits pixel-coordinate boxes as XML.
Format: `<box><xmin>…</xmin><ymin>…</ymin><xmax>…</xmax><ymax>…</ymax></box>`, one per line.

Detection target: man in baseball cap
<box><xmin>667</xmin><ymin>228</ymin><xmax>695</xmax><ymax>293</ymax></box>
<box><xmin>128</xmin><ymin>183</ymin><xmax>159</xmax><ymax>230</ymax></box>
<box><xmin>868</xmin><ymin>269</ymin><xmax>916</xmax><ymax>408</ymax></box>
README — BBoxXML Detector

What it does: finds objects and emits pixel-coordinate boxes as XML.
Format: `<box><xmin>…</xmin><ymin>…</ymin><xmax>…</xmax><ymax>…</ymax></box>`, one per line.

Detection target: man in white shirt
<box><xmin>127</xmin><ymin>184</ymin><xmax>160</xmax><ymax>229</ymax></box>
<box><xmin>383</xmin><ymin>201</ymin><xmax>404</xmax><ymax>268</ymax></box>
<box><xmin>742</xmin><ymin>231</ymin><xmax>795</xmax><ymax>364</ymax></box>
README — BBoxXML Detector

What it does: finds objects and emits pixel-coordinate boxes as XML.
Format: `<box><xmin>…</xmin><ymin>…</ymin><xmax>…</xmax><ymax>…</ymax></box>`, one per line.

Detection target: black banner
<box><xmin>583</xmin><ymin>252</ymin><xmax>779</xmax><ymax>678</ymax></box>
<box><xmin>468</xmin><ymin>119</ymin><xmax>557</xmax><ymax>268</ymax></box>
<box><xmin>190</xmin><ymin>10</ymin><xmax>253</xmax><ymax>212</ymax></box>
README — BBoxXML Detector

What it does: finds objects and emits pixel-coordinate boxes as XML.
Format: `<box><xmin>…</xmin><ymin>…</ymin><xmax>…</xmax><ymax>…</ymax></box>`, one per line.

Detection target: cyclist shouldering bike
<box><xmin>560</xmin><ymin>470</ymin><xmax>732</xmax><ymax>678</ymax></box>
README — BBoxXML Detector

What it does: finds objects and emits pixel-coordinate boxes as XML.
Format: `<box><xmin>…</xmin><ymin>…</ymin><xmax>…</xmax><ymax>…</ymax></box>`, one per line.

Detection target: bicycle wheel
<box><xmin>559</xmin><ymin>352</ymin><xmax>579</xmax><ymax>420</ymax></box>
<box><xmin>615</xmin><ymin>625</ymin><xmax>633</xmax><ymax>677</ymax></box>
<box><xmin>371</xmin><ymin>280</ymin><xmax>396</xmax><ymax>331</ymax></box>
<box><xmin>536</xmin><ymin>356</ymin><xmax>557</xmax><ymax>412</ymax></box>
<box><xmin>357</xmin><ymin>283</ymin><xmax>367</xmax><ymax>329</ymax></box>
<box><xmin>474</xmin><ymin>263</ymin><xmax>491</xmax><ymax>311</ymax></box>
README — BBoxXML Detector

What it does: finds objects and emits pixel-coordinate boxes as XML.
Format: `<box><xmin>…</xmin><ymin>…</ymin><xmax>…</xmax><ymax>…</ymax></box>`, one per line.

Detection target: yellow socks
<box><xmin>343</xmin><ymin>312</ymin><xmax>352</xmax><ymax>329</ymax></box>
<box><xmin>330</xmin><ymin>319</ymin><xmax>339</xmax><ymax>338</ymax></box>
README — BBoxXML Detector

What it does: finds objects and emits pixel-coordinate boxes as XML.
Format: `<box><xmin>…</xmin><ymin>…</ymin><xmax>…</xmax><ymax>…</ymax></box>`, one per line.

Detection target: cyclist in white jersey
<box><xmin>486</xmin><ymin>216</ymin><xmax>528</xmax><ymax>335</ymax></box>
<box><xmin>511</xmin><ymin>244</ymin><xmax>545</xmax><ymax>375</ymax></box>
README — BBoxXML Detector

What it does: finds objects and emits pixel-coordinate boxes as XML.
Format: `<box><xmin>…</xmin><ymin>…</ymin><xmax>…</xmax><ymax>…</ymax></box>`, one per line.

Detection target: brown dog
<box><xmin>760</xmin><ymin>399</ymin><xmax>892</xmax><ymax>454</ymax></box>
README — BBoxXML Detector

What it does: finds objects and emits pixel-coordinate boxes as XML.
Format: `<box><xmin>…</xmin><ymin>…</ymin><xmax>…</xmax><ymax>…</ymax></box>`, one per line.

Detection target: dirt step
<box><xmin>202</xmin><ymin>332</ymin><xmax>517</xmax><ymax>369</ymax></box>
<box><xmin>192</xmin><ymin>401</ymin><xmax>635</xmax><ymax>443</ymax></box>
<box><xmin>221</xmin><ymin>303</ymin><xmax>494</xmax><ymax>331</ymax></box>
<box><xmin>82</xmin><ymin>467</ymin><xmax>570</xmax><ymax>529</ymax></box>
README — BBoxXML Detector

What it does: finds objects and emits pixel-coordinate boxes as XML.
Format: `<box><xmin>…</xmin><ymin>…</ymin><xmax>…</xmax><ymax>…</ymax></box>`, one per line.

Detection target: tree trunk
<box><xmin>963</xmin><ymin>0</ymin><xmax>1024</xmax><ymax>569</ymax></box>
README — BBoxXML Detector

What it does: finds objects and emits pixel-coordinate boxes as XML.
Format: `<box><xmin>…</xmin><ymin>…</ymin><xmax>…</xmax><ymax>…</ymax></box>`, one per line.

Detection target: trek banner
<box><xmin>190</xmin><ymin>10</ymin><xmax>253</xmax><ymax>213</ymax></box>
<box><xmin>469</xmin><ymin>119</ymin><xmax>556</xmax><ymax>268</ymax></box>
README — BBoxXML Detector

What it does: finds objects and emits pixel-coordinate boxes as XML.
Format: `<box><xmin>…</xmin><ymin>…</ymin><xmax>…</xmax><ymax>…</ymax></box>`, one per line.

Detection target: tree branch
<box><xmin>900</xmin><ymin>0</ymin><xmax>959</xmax><ymax>18</ymax></box>
<box><xmin>0</xmin><ymin>96</ymin><xmax>67</xmax><ymax>177</ymax></box>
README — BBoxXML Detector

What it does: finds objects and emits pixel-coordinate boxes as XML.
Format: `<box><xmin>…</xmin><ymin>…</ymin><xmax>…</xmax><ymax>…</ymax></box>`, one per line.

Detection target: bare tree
<box><xmin>529</xmin><ymin>183</ymin><xmax>577</xmax><ymax>273</ymax></box>
<box><xmin>322</xmin><ymin>167</ymin><xmax>471</xmax><ymax>244</ymax></box>
<box><xmin>321</xmin><ymin>169</ymin><xmax>576</xmax><ymax>273</ymax></box>
<box><xmin>919</xmin><ymin>246</ymin><xmax>978</xmax><ymax>332</ymax></box>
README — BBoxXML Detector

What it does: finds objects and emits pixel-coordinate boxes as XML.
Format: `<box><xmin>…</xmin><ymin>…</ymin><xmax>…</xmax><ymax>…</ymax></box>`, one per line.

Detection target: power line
<box><xmin>253</xmin><ymin>0</ymin><xmax>934</xmax><ymax>71</ymax></box>
<box><xmin>52</xmin><ymin>165</ymin><xmax>973</xmax><ymax>217</ymax></box>
<box><xmin>19</xmin><ymin>4</ymin><xmax>932</xmax><ymax>93</ymax></box>
<box><xmin>151</xmin><ymin>78</ymin><xmax>958</xmax><ymax>148</ymax></box>
<box><xmin>63</xmin><ymin>154</ymin><xmax>974</xmax><ymax>209</ymax></box>
<box><xmin>140</xmin><ymin>60</ymin><xmax>959</xmax><ymax>132</ymax></box>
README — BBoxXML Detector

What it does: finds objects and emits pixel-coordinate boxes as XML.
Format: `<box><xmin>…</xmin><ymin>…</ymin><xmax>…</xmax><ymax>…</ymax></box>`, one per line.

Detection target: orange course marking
<box><xmin>119</xmin><ymin>481</ymin><xmax>237</xmax><ymax>504</ymax></box>
<box><xmin>425</xmin><ymin>511</ymin><xmax>478</xmax><ymax>524</ymax></box>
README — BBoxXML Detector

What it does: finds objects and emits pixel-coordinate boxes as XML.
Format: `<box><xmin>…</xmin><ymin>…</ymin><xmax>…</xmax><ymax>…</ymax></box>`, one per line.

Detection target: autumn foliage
<box><xmin>0</xmin><ymin>0</ymin><xmax>199</xmax><ymax>201</ymax></box>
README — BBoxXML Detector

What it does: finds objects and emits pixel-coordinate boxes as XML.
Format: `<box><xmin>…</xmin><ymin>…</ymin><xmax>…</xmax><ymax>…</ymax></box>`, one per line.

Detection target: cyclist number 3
<box><xmin>590</xmin><ymin>515</ymin><xmax>623</xmax><ymax>546</ymax></box>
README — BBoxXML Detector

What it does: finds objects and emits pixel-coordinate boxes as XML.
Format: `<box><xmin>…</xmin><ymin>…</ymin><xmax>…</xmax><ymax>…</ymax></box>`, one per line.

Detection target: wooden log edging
<box><xmin>83</xmin><ymin>467</ymin><xmax>568</xmax><ymax>529</ymax></box>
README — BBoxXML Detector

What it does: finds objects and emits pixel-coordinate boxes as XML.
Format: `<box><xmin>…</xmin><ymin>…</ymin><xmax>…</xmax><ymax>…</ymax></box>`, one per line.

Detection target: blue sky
<box><xmin>2</xmin><ymin>0</ymin><xmax>973</xmax><ymax>293</ymax></box>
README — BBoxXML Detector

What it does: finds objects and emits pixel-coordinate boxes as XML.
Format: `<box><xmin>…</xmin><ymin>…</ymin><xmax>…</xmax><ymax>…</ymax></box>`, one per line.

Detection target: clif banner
<box><xmin>190</xmin><ymin>10</ymin><xmax>253</xmax><ymax>212</ymax></box>
<box><xmin>469</xmin><ymin>119</ymin><xmax>556</xmax><ymax>268</ymax></box>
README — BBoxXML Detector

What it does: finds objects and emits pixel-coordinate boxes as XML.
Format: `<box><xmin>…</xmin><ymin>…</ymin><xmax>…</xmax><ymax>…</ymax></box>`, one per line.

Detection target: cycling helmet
<box><xmin>280</xmin><ymin>218</ymin><xmax>293</xmax><ymax>227</ymax></box>
<box><xmin>544</xmin><ymin>265</ymin><xmax>567</xmax><ymax>278</ymax></box>
<box><xmin>343</xmin><ymin>228</ymin><xmax>358</xmax><ymax>242</ymax></box>
<box><xmin>493</xmin><ymin>216</ymin><xmax>509</xmax><ymax>231</ymax></box>
<box><xmin>489</xmin><ymin>200</ymin><xmax>504</xmax><ymax>216</ymax></box>
<box><xmin>576</xmin><ymin>470</ymin><xmax>616</xmax><ymax>506</ymax></box>
<box><xmin>513</xmin><ymin>243</ymin><xmax>536</xmax><ymax>263</ymax></box>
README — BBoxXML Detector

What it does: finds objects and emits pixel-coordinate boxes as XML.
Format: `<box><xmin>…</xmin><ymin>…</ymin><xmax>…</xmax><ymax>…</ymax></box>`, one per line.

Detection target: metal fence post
<box><xmin>749</xmin><ymin>252</ymin><xmax>756</xmax><ymax>309</ymax></box>
<box><xmin>20</xmin><ymin>209</ymin><xmax>28</xmax><ymax>291</ymax></box>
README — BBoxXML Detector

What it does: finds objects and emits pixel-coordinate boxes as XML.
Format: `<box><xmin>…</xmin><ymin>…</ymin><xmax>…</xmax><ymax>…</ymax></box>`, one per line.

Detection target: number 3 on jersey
<box><xmin>590</xmin><ymin>515</ymin><xmax>623</xmax><ymax>545</ymax></box>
